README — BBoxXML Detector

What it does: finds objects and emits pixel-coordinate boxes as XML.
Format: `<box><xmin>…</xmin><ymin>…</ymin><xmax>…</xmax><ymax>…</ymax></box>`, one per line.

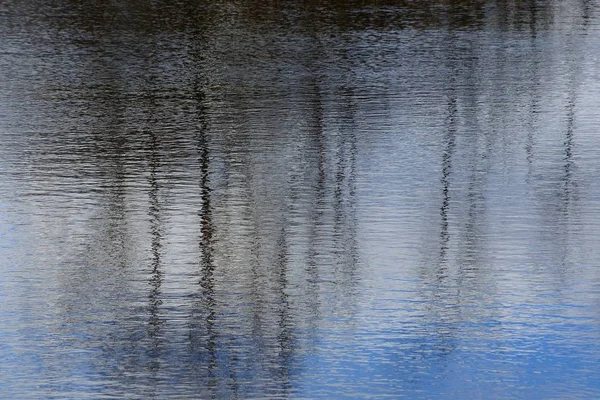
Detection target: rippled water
<box><xmin>1</xmin><ymin>0</ymin><xmax>600</xmax><ymax>398</ymax></box>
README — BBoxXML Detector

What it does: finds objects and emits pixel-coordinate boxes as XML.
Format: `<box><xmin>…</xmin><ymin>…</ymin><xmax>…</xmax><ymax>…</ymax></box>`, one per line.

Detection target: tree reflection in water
<box><xmin>0</xmin><ymin>0</ymin><xmax>599</xmax><ymax>398</ymax></box>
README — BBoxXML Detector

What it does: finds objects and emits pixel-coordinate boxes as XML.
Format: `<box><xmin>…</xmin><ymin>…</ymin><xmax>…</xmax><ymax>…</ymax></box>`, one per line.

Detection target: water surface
<box><xmin>1</xmin><ymin>0</ymin><xmax>600</xmax><ymax>398</ymax></box>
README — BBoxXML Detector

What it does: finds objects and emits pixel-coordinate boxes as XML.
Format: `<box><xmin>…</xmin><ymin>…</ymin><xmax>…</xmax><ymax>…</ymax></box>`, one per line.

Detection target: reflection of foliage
<box><xmin>29</xmin><ymin>0</ymin><xmax>565</xmax><ymax>35</ymax></box>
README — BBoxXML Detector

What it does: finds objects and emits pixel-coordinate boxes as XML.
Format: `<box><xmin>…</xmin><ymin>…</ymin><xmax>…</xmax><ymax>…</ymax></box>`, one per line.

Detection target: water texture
<box><xmin>1</xmin><ymin>0</ymin><xmax>599</xmax><ymax>398</ymax></box>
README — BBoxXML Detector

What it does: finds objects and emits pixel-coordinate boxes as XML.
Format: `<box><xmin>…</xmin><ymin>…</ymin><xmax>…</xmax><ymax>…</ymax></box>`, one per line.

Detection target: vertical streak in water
<box><xmin>417</xmin><ymin>28</ymin><xmax>461</xmax><ymax>364</ymax></box>
<box><xmin>563</xmin><ymin>87</ymin><xmax>575</xmax><ymax>218</ymax></box>
<box><xmin>301</xmin><ymin>4</ymin><xmax>328</xmax><ymax>341</ymax></box>
<box><xmin>243</xmin><ymin>157</ymin><xmax>266</xmax><ymax>372</ymax></box>
<box><xmin>560</xmin><ymin>0</ymin><xmax>590</xmax><ymax>216</ymax></box>
<box><xmin>459</xmin><ymin>33</ymin><xmax>487</xmax><ymax>275</ymax></box>
<box><xmin>139</xmin><ymin>30</ymin><xmax>164</xmax><ymax>391</ymax></box>
<box><xmin>105</xmin><ymin>137</ymin><xmax>128</xmax><ymax>266</ymax></box>
<box><xmin>440</xmin><ymin>77</ymin><xmax>457</xmax><ymax>267</ymax></box>
<box><xmin>556</xmin><ymin>14</ymin><xmax>587</xmax><ymax>270</ymax></box>
<box><xmin>100</xmin><ymin>91</ymin><xmax>128</xmax><ymax>266</ymax></box>
<box><xmin>525</xmin><ymin>0</ymin><xmax>540</xmax><ymax>187</ymax></box>
<box><xmin>581</xmin><ymin>0</ymin><xmax>592</xmax><ymax>28</ymax></box>
<box><xmin>528</xmin><ymin>0</ymin><xmax>538</xmax><ymax>38</ymax></box>
<box><xmin>274</xmin><ymin>223</ymin><xmax>292</xmax><ymax>394</ymax></box>
<box><xmin>556</xmin><ymin>86</ymin><xmax>576</xmax><ymax>275</ymax></box>
<box><xmin>146</xmin><ymin>127</ymin><xmax>164</xmax><ymax>386</ymax></box>
<box><xmin>334</xmin><ymin>86</ymin><xmax>360</xmax><ymax>298</ymax></box>
<box><xmin>193</xmin><ymin>82</ymin><xmax>225</xmax><ymax>397</ymax></box>
<box><xmin>306</xmin><ymin>76</ymin><xmax>325</xmax><ymax>339</ymax></box>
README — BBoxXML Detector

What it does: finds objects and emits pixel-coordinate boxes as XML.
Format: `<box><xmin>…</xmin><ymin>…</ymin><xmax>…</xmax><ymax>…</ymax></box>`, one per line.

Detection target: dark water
<box><xmin>1</xmin><ymin>0</ymin><xmax>600</xmax><ymax>398</ymax></box>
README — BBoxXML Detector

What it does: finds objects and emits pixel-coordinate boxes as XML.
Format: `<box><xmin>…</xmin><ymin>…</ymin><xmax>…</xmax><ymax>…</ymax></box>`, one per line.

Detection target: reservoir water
<box><xmin>1</xmin><ymin>0</ymin><xmax>599</xmax><ymax>398</ymax></box>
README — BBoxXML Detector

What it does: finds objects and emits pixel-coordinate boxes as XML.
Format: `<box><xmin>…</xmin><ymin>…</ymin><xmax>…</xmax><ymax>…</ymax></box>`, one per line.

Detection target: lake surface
<box><xmin>1</xmin><ymin>0</ymin><xmax>600</xmax><ymax>398</ymax></box>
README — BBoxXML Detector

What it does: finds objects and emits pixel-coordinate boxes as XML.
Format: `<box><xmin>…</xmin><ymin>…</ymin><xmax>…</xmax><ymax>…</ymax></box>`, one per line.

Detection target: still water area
<box><xmin>1</xmin><ymin>0</ymin><xmax>600</xmax><ymax>398</ymax></box>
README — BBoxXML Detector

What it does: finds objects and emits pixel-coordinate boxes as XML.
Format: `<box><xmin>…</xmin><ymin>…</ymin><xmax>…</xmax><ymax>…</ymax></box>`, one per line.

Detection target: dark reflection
<box><xmin>185</xmin><ymin>74</ymin><xmax>224</xmax><ymax>397</ymax></box>
<box><xmin>579</xmin><ymin>0</ymin><xmax>593</xmax><ymax>28</ymax></box>
<box><xmin>305</xmin><ymin>77</ymin><xmax>326</xmax><ymax>341</ymax></box>
<box><xmin>525</xmin><ymin>5</ymin><xmax>541</xmax><ymax>185</ymax></box>
<box><xmin>530</xmin><ymin>8</ymin><xmax>587</xmax><ymax>280</ymax></box>
<box><xmin>138</xmin><ymin>32</ymin><xmax>166</xmax><ymax>393</ymax></box>
<box><xmin>554</xmin><ymin>26</ymin><xmax>583</xmax><ymax>272</ymax></box>
<box><xmin>332</xmin><ymin>85</ymin><xmax>361</xmax><ymax>312</ymax></box>
<box><xmin>439</xmin><ymin>69</ymin><xmax>458</xmax><ymax>265</ymax></box>
<box><xmin>146</xmin><ymin>127</ymin><xmax>164</xmax><ymax>386</ymax></box>
<box><xmin>559</xmin><ymin>10</ymin><xmax>588</xmax><ymax>220</ymax></box>
<box><xmin>562</xmin><ymin>88</ymin><xmax>576</xmax><ymax>218</ymax></box>
<box><xmin>103</xmin><ymin>129</ymin><xmax>129</xmax><ymax>271</ymax></box>
<box><xmin>418</xmin><ymin>27</ymin><xmax>473</xmax><ymax>366</ymax></box>
<box><xmin>10</xmin><ymin>0</ymin><xmax>570</xmax><ymax>45</ymax></box>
